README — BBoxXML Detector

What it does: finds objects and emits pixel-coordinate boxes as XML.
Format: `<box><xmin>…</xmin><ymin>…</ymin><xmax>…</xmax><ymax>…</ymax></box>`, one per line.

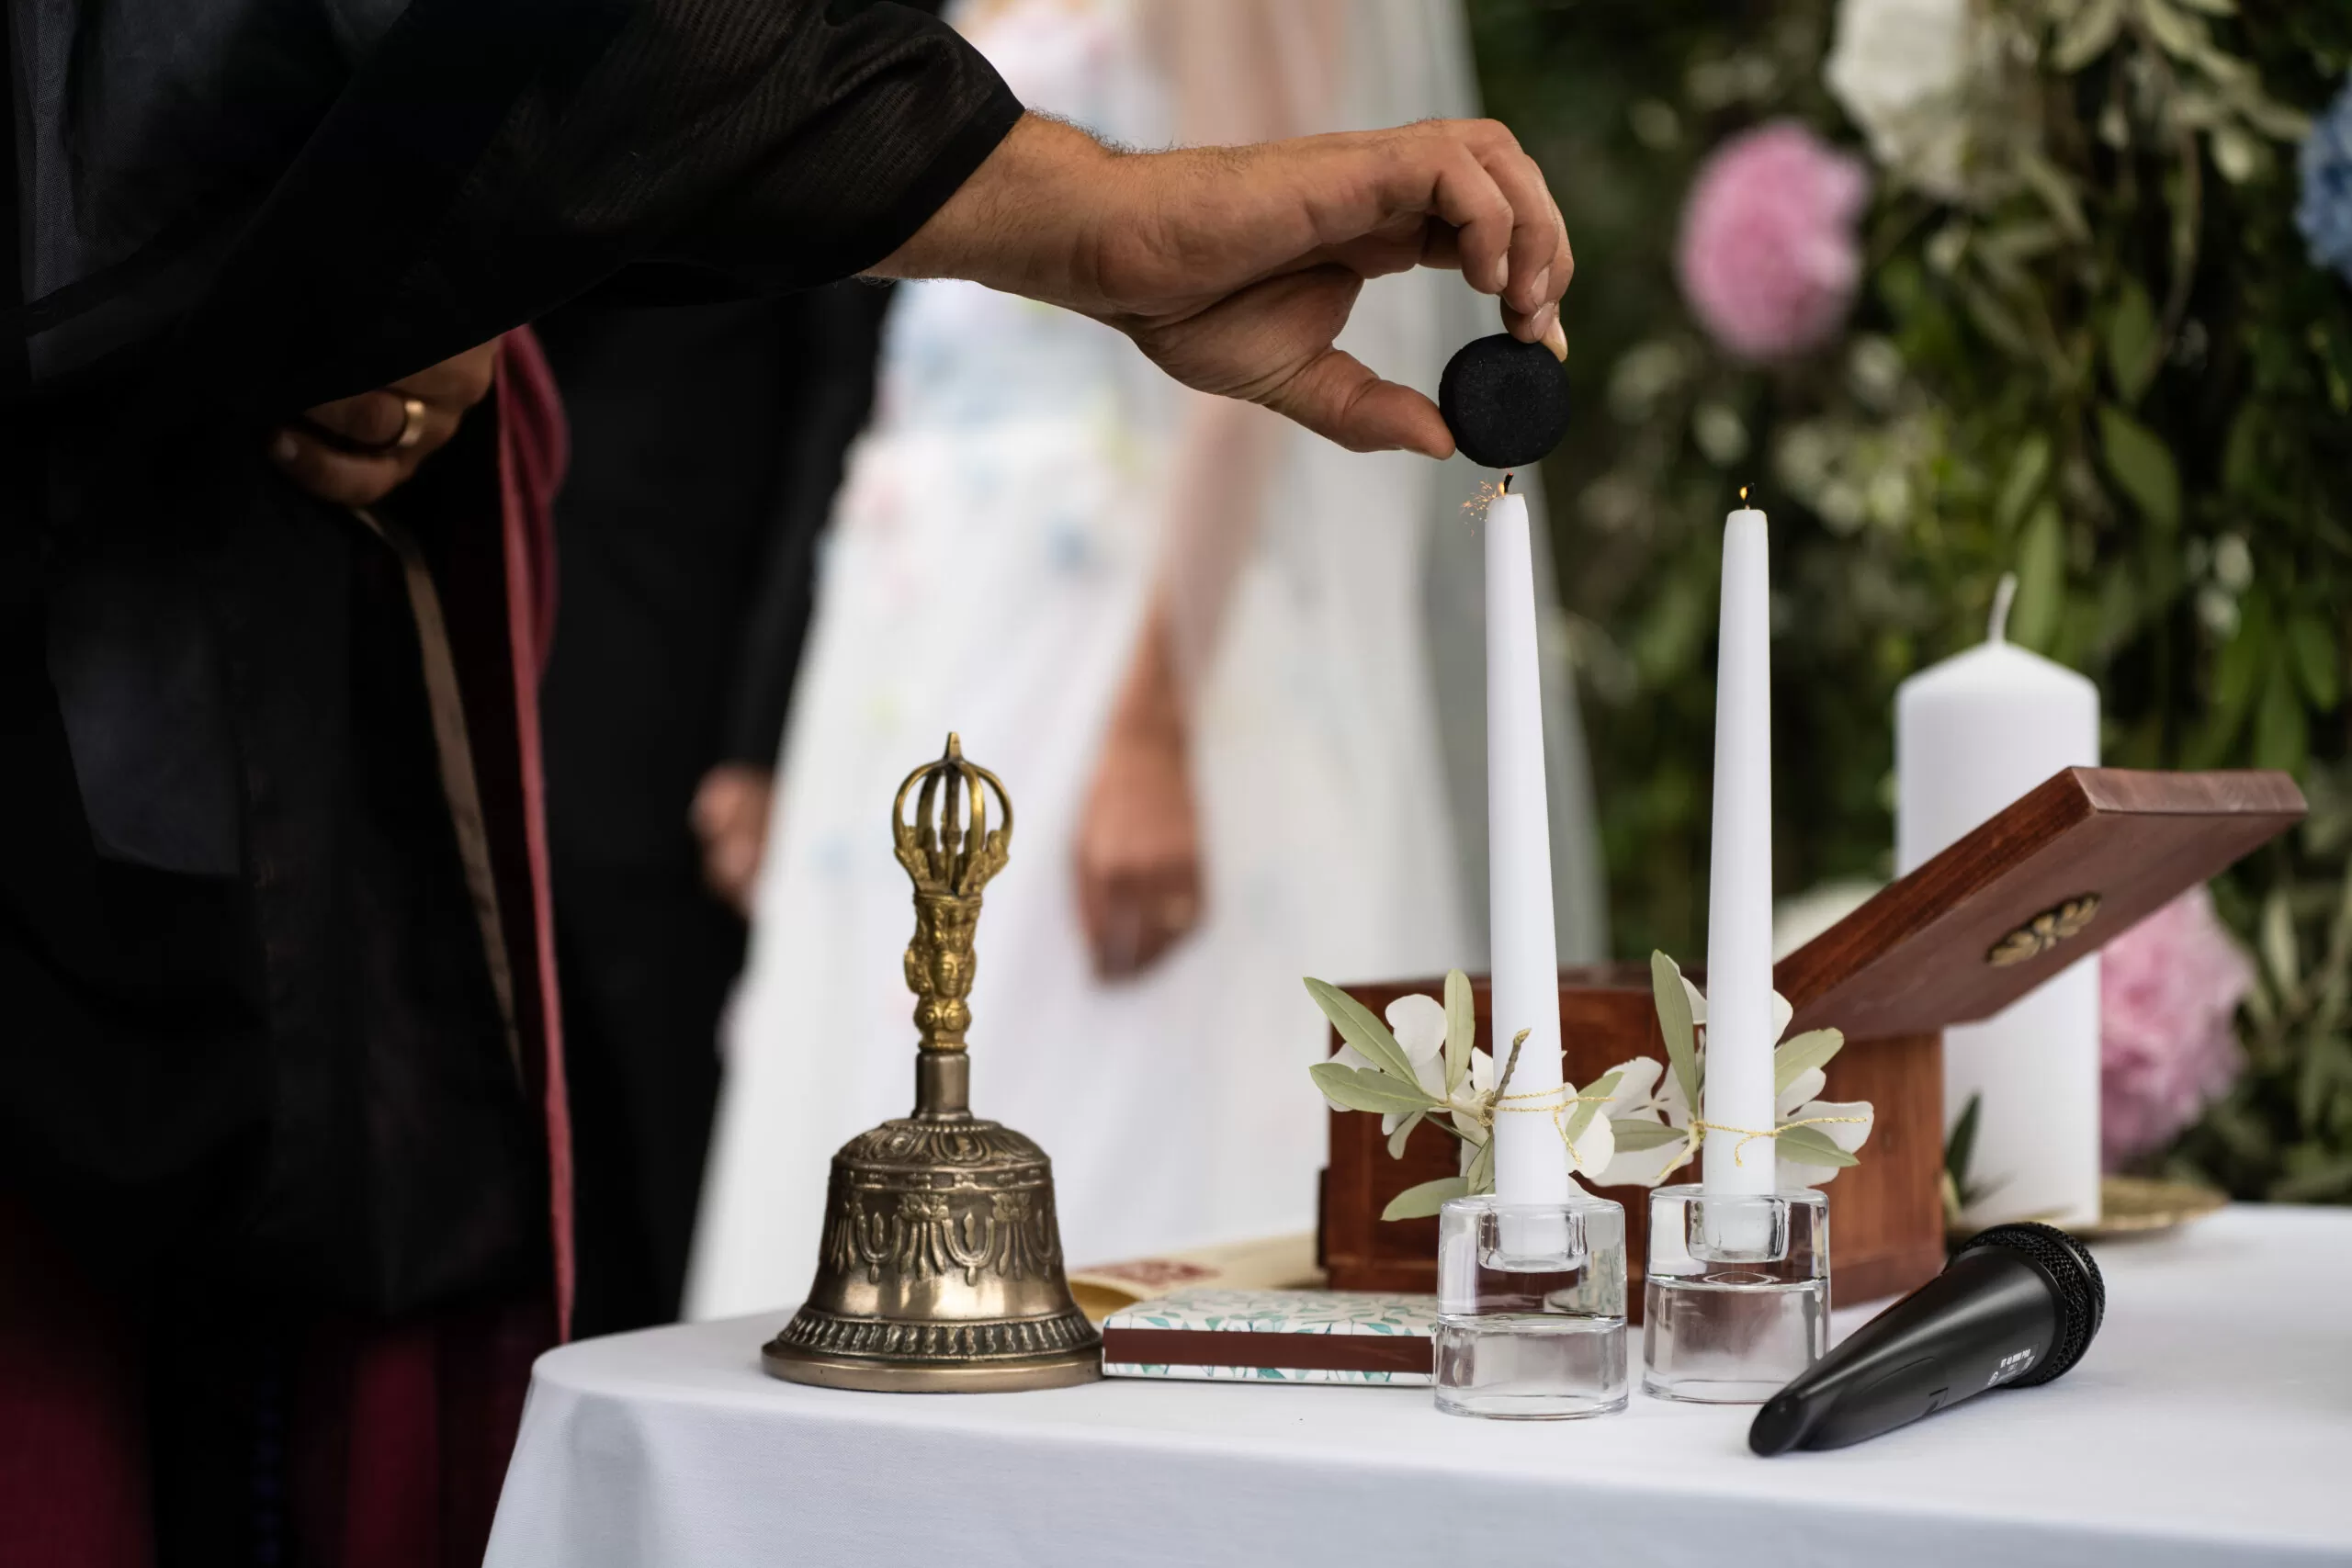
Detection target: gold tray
<box><xmin>2070</xmin><ymin>1175</ymin><xmax>2228</xmax><ymax>1239</ymax></box>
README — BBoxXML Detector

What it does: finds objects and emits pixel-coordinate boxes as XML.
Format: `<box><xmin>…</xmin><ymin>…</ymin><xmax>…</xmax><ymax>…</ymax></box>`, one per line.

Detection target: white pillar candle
<box><xmin>1484</xmin><ymin>479</ymin><xmax>1570</xmax><ymax>1213</ymax></box>
<box><xmin>1702</xmin><ymin>499</ymin><xmax>1778</xmax><ymax>1223</ymax></box>
<box><xmin>1896</xmin><ymin>576</ymin><xmax>2100</xmax><ymax>1228</ymax></box>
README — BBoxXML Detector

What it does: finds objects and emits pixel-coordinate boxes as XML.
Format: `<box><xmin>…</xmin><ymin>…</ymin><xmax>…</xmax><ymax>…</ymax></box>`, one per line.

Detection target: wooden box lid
<box><xmin>1777</xmin><ymin>768</ymin><xmax>2304</xmax><ymax>1040</ymax></box>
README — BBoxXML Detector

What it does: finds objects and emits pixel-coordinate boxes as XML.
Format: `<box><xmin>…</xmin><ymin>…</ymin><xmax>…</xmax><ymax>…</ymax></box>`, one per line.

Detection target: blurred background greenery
<box><xmin>1466</xmin><ymin>0</ymin><xmax>2352</xmax><ymax>1201</ymax></box>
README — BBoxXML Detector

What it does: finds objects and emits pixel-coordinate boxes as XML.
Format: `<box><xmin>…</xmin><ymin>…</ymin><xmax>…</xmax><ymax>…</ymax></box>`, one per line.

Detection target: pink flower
<box><xmin>1677</xmin><ymin>121</ymin><xmax>1871</xmax><ymax>362</ymax></box>
<box><xmin>2100</xmin><ymin>886</ymin><xmax>2254</xmax><ymax>1170</ymax></box>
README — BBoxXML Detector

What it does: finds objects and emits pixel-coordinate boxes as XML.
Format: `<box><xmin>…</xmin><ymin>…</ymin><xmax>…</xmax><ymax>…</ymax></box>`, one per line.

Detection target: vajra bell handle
<box><xmin>892</xmin><ymin>734</ymin><xmax>1013</xmax><ymax>1117</ymax></box>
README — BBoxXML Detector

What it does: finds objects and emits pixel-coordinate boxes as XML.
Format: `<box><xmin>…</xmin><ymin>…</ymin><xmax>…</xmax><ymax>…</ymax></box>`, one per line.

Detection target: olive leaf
<box><xmin>2016</xmin><ymin>152</ymin><xmax>2089</xmax><ymax>244</ymax></box>
<box><xmin>2104</xmin><ymin>279</ymin><xmax>2160</xmax><ymax>407</ymax></box>
<box><xmin>1464</xmin><ymin>1136</ymin><xmax>1496</xmax><ymax>1195</ymax></box>
<box><xmin>1610</xmin><ymin>1117</ymin><xmax>1689</xmax><ymax>1152</ymax></box>
<box><xmin>1562</xmin><ymin>1069</ymin><xmax>1623</xmax><ymax>1145</ymax></box>
<box><xmin>1651</xmin><ymin>951</ymin><xmax>1702</xmax><ymax>1114</ymax></box>
<box><xmin>2051</xmin><ymin>0</ymin><xmax>2123</xmax><ymax>71</ymax></box>
<box><xmin>2260</xmin><ymin>886</ymin><xmax>2299</xmax><ymax>996</ymax></box>
<box><xmin>1382</xmin><ymin>1177</ymin><xmax>1468</xmax><ymax>1222</ymax></box>
<box><xmin>1995</xmin><ymin>434</ymin><xmax>2051</xmax><ymax>534</ymax></box>
<box><xmin>2097</xmin><ymin>404</ymin><xmax>2181</xmax><ymax>532</ymax></box>
<box><xmin>1443</xmin><ymin>967</ymin><xmax>1476</xmax><ymax>1096</ymax></box>
<box><xmin>1945</xmin><ymin>1090</ymin><xmax>1983</xmax><ymax>1194</ymax></box>
<box><xmin>1303</xmin><ymin>976</ymin><xmax>1418</xmax><ymax>1084</ymax></box>
<box><xmin>1777</xmin><ymin>1124</ymin><xmax>1860</xmax><ymax>1168</ymax></box>
<box><xmin>1956</xmin><ymin>275</ymin><xmax>2038</xmax><ymax>364</ymax></box>
<box><xmin>1774</xmin><ymin>1028</ymin><xmax>1845</xmax><ymax>1094</ymax></box>
<box><xmin>2011</xmin><ymin>500</ymin><xmax>2065</xmax><ymax>651</ymax></box>
<box><xmin>2254</xmin><ymin>660</ymin><xmax>2309</xmax><ymax>775</ymax></box>
<box><xmin>2288</xmin><ymin>614</ymin><xmax>2340</xmax><ymax>710</ymax></box>
<box><xmin>1308</xmin><ymin>1061</ymin><xmax>1437</xmax><ymax>1116</ymax></box>
<box><xmin>1386</xmin><ymin>1109</ymin><xmax>1426</xmax><ymax>1161</ymax></box>
<box><xmin>2233</xmin><ymin>89</ymin><xmax>2312</xmax><ymax>142</ymax></box>
<box><xmin>2137</xmin><ymin>0</ymin><xmax>2211</xmax><ymax>61</ymax></box>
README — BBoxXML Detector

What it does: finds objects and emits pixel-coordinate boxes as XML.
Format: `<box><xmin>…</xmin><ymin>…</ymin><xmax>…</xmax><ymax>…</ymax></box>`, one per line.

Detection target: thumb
<box><xmin>1259</xmin><ymin>347</ymin><xmax>1455</xmax><ymax>458</ymax></box>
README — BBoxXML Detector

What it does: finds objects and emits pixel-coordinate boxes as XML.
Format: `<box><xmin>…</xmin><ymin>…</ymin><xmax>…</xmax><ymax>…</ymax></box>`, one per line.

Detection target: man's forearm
<box><xmin>866</xmin><ymin>114</ymin><xmax>1122</xmax><ymax>311</ymax></box>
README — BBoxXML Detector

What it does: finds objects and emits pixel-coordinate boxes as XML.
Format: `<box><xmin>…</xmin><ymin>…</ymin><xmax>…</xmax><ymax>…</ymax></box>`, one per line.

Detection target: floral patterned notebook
<box><xmin>1101</xmin><ymin>1289</ymin><xmax>1438</xmax><ymax>1385</ymax></box>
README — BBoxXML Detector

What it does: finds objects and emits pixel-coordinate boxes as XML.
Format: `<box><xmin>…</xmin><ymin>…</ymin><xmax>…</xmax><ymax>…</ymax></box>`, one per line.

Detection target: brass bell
<box><xmin>763</xmin><ymin>734</ymin><xmax>1101</xmax><ymax>1391</ymax></box>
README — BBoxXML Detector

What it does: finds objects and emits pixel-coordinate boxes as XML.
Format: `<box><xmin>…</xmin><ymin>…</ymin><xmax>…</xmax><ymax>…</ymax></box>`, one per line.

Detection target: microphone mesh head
<box><xmin>1958</xmin><ymin>1222</ymin><xmax>2105</xmax><ymax>1384</ymax></box>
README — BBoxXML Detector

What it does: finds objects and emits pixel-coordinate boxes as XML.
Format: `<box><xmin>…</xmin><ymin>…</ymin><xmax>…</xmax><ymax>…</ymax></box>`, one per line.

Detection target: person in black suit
<box><xmin>535</xmin><ymin>281</ymin><xmax>894</xmax><ymax>1337</ymax></box>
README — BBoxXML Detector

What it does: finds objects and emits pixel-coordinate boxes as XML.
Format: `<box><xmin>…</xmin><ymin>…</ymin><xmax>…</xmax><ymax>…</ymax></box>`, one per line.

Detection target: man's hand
<box><xmin>692</xmin><ymin>763</ymin><xmax>776</xmax><ymax>919</ymax></box>
<box><xmin>875</xmin><ymin>115</ymin><xmax>1571</xmax><ymax>457</ymax></box>
<box><xmin>269</xmin><ymin>342</ymin><xmax>501</xmax><ymax>506</ymax></box>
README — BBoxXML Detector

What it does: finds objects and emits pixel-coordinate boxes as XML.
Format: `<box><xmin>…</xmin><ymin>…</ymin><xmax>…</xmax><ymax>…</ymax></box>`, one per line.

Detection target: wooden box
<box><xmin>1319</xmin><ymin>768</ymin><xmax>2304</xmax><ymax>1313</ymax></box>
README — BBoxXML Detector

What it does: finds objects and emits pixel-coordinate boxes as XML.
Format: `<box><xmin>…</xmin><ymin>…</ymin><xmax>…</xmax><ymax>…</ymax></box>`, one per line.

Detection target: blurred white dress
<box><xmin>686</xmin><ymin>0</ymin><xmax>1604</xmax><ymax>1317</ymax></box>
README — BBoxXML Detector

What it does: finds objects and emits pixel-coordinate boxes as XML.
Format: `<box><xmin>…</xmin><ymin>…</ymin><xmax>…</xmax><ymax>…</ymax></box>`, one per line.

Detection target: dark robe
<box><xmin>3</xmin><ymin>1</ymin><xmax>1019</xmax><ymax>1561</ymax></box>
<box><xmin>535</xmin><ymin>278</ymin><xmax>894</xmax><ymax>1337</ymax></box>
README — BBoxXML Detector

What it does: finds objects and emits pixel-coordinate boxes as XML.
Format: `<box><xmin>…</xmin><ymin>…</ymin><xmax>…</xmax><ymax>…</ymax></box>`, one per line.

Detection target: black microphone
<box><xmin>1749</xmin><ymin>1222</ymin><xmax>2104</xmax><ymax>1455</ymax></box>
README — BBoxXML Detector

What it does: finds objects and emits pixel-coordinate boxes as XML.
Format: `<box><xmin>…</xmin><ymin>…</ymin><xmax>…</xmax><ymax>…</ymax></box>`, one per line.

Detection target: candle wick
<box><xmin>1502</xmin><ymin>471</ymin><xmax>1513</xmax><ymax>494</ymax></box>
<box><xmin>1987</xmin><ymin>572</ymin><xmax>2018</xmax><ymax>646</ymax></box>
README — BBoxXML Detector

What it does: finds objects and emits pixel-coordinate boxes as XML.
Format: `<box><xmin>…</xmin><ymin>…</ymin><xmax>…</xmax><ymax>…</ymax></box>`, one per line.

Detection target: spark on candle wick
<box><xmin>1740</xmin><ymin>484</ymin><xmax>1749</xmax><ymax>502</ymax></box>
<box><xmin>1461</xmin><ymin>477</ymin><xmax>1510</xmax><ymax>518</ymax></box>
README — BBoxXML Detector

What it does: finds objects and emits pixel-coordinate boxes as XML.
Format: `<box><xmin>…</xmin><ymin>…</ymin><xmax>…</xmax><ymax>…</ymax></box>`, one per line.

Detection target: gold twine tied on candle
<box><xmin>1493</xmin><ymin>1083</ymin><xmax>1623</xmax><ymax>1168</ymax></box>
<box><xmin>1689</xmin><ymin>1114</ymin><xmax>1873</xmax><ymax>1168</ymax></box>
<box><xmin>1484</xmin><ymin>1030</ymin><xmax>1619</xmax><ymax>1168</ymax></box>
<box><xmin>1478</xmin><ymin>1021</ymin><xmax>1871</xmax><ymax>1175</ymax></box>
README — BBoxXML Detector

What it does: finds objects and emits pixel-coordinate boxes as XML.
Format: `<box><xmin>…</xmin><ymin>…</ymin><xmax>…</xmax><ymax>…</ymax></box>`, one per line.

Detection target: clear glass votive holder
<box><xmin>1435</xmin><ymin>1192</ymin><xmax>1628</xmax><ymax>1420</ymax></box>
<box><xmin>1642</xmin><ymin>1184</ymin><xmax>1828</xmax><ymax>1404</ymax></box>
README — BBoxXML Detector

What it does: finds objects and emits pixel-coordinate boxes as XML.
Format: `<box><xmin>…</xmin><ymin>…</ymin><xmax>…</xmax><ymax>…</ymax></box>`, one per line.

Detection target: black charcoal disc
<box><xmin>1438</xmin><ymin>332</ymin><xmax>1571</xmax><ymax>470</ymax></box>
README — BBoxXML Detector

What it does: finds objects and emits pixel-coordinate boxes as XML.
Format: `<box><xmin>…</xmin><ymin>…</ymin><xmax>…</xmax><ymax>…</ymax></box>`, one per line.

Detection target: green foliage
<box><xmin>1471</xmin><ymin>0</ymin><xmax>2352</xmax><ymax>1199</ymax></box>
<box><xmin>1650</xmin><ymin>950</ymin><xmax>1702</xmax><ymax>1112</ymax></box>
<box><xmin>1382</xmin><ymin>1177</ymin><xmax>1469</xmax><ymax>1221</ymax></box>
<box><xmin>1777</xmin><ymin>1124</ymin><xmax>1860</xmax><ymax>1169</ymax></box>
<box><xmin>1775</xmin><ymin>1028</ymin><xmax>1845</xmax><ymax>1094</ymax></box>
<box><xmin>1303</xmin><ymin>977</ymin><xmax>1419</xmax><ymax>1087</ymax></box>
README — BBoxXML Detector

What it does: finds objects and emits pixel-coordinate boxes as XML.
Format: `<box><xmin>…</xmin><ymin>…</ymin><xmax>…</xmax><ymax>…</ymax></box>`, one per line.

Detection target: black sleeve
<box><xmin>161</xmin><ymin>0</ymin><xmax>1021</xmax><ymax>421</ymax></box>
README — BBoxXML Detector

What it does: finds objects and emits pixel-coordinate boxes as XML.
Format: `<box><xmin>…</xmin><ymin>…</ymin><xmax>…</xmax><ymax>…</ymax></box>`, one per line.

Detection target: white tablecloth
<box><xmin>486</xmin><ymin>1205</ymin><xmax>2352</xmax><ymax>1567</ymax></box>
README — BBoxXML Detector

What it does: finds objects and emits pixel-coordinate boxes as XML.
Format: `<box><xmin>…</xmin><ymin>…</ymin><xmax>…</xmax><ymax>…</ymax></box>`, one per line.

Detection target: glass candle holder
<box><xmin>1434</xmin><ymin>1192</ymin><xmax>1628</xmax><ymax>1420</ymax></box>
<box><xmin>1642</xmin><ymin>1185</ymin><xmax>1829</xmax><ymax>1404</ymax></box>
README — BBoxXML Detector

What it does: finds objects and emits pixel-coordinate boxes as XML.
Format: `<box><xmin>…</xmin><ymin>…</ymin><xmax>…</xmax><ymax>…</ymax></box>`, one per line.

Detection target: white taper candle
<box><xmin>1703</xmin><ymin>500</ymin><xmax>1777</xmax><ymax>1217</ymax></box>
<box><xmin>1484</xmin><ymin>479</ymin><xmax>1569</xmax><ymax>1213</ymax></box>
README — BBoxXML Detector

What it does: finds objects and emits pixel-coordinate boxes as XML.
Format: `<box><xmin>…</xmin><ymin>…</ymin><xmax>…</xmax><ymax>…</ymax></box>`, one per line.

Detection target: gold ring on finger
<box><xmin>393</xmin><ymin>396</ymin><xmax>428</xmax><ymax>450</ymax></box>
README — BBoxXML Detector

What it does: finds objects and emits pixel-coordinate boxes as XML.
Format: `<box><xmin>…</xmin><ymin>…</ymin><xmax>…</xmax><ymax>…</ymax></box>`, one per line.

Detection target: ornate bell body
<box><xmin>763</xmin><ymin>736</ymin><xmax>1100</xmax><ymax>1391</ymax></box>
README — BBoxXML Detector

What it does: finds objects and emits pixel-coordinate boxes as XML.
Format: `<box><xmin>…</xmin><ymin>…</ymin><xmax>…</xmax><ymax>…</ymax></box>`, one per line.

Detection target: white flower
<box><xmin>1600</xmin><ymin>956</ymin><xmax>1875</xmax><ymax>1189</ymax></box>
<box><xmin>1597</xmin><ymin>1055</ymin><xmax>1699</xmax><ymax>1188</ymax></box>
<box><xmin>1321</xmin><ymin>989</ymin><xmax>1492</xmax><ymax>1155</ymax></box>
<box><xmin>1556</xmin><ymin>1060</ymin><xmax>1659</xmax><ymax>1182</ymax></box>
<box><xmin>1444</xmin><ymin>1050</ymin><xmax>1496</xmax><ymax>1143</ymax></box>
<box><xmin>1824</xmin><ymin>0</ymin><xmax>1977</xmax><ymax>200</ymax></box>
<box><xmin>1772</xmin><ymin>1052</ymin><xmax>1874</xmax><ymax>1188</ymax></box>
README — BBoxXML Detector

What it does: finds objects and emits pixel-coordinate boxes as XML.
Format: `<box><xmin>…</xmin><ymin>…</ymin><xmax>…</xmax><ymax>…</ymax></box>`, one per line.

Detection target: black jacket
<box><xmin>2</xmin><ymin>0</ymin><xmax>1019</xmax><ymax>1314</ymax></box>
